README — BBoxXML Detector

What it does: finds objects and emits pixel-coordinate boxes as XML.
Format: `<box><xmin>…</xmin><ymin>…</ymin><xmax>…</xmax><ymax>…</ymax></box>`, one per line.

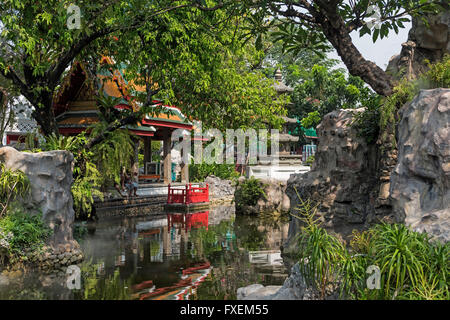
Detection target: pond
<box><xmin>0</xmin><ymin>205</ymin><xmax>292</xmax><ymax>300</ymax></box>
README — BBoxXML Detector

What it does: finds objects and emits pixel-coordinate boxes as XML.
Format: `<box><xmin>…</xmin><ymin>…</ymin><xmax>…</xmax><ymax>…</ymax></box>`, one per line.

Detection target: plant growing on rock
<box><xmin>0</xmin><ymin>164</ymin><xmax>30</xmax><ymax>217</ymax></box>
<box><xmin>291</xmin><ymin>191</ymin><xmax>449</xmax><ymax>300</ymax></box>
<box><xmin>234</xmin><ymin>177</ymin><xmax>267</xmax><ymax>213</ymax></box>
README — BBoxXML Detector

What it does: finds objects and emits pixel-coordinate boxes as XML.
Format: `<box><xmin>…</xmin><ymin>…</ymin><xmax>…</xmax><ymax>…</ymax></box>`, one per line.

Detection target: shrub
<box><xmin>0</xmin><ymin>205</ymin><xmax>52</xmax><ymax>264</ymax></box>
<box><xmin>189</xmin><ymin>162</ymin><xmax>240</xmax><ymax>182</ymax></box>
<box><xmin>304</xmin><ymin>155</ymin><xmax>315</xmax><ymax>166</ymax></box>
<box><xmin>234</xmin><ymin>177</ymin><xmax>266</xmax><ymax>210</ymax></box>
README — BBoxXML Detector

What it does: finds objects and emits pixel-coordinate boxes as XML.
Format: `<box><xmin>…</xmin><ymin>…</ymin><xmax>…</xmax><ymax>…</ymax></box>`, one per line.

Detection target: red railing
<box><xmin>167</xmin><ymin>184</ymin><xmax>209</xmax><ymax>204</ymax></box>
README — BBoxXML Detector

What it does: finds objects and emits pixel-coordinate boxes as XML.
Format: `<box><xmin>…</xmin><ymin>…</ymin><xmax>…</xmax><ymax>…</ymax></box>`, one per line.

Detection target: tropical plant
<box><xmin>291</xmin><ymin>191</ymin><xmax>449</xmax><ymax>300</ymax></box>
<box><xmin>88</xmin><ymin>121</ymin><xmax>135</xmax><ymax>189</ymax></box>
<box><xmin>0</xmin><ymin>163</ymin><xmax>30</xmax><ymax>217</ymax></box>
<box><xmin>291</xmin><ymin>194</ymin><xmax>345</xmax><ymax>298</ymax></box>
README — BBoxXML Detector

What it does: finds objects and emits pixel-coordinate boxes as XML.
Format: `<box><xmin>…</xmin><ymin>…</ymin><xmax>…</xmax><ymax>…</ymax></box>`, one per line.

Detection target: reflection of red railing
<box><xmin>167</xmin><ymin>184</ymin><xmax>209</xmax><ymax>204</ymax></box>
<box><xmin>167</xmin><ymin>211</ymin><xmax>209</xmax><ymax>231</ymax></box>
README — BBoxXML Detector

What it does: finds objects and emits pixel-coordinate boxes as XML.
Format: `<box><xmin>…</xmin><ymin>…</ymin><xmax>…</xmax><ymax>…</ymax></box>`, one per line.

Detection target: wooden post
<box><xmin>143</xmin><ymin>136</ymin><xmax>152</xmax><ymax>174</ymax></box>
<box><xmin>163</xmin><ymin>131</ymin><xmax>172</xmax><ymax>184</ymax></box>
<box><xmin>180</xmin><ymin>140</ymin><xmax>189</xmax><ymax>183</ymax></box>
<box><xmin>132</xmin><ymin>137</ymin><xmax>140</xmax><ymax>176</ymax></box>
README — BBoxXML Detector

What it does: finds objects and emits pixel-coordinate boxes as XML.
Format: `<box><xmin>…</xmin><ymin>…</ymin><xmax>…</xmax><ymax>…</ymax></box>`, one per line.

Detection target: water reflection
<box><xmin>0</xmin><ymin>205</ymin><xmax>290</xmax><ymax>300</ymax></box>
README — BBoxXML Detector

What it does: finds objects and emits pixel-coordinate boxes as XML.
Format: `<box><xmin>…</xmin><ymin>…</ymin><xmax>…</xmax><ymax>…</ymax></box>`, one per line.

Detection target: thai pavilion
<box><xmin>52</xmin><ymin>57</ymin><xmax>193</xmax><ymax>184</ymax></box>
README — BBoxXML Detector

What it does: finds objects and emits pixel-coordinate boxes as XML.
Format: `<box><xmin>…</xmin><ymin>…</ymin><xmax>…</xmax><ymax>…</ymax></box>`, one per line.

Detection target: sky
<box><xmin>329</xmin><ymin>21</ymin><xmax>412</xmax><ymax>71</ymax></box>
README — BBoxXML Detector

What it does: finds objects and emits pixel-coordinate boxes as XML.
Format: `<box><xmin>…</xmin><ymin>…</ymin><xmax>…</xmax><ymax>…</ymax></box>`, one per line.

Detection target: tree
<box><xmin>244</xmin><ymin>0</ymin><xmax>445</xmax><ymax>97</ymax></box>
<box><xmin>0</xmin><ymin>87</ymin><xmax>14</xmax><ymax>147</ymax></box>
<box><xmin>289</xmin><ymin>64</ymin><xmax>380</xmax><ymax>128</ymax></box>
<box><xmin>0</xmin><ymin>0</ymin><xmax>230</xmax><ymax>137</ymax></box>
<box><xmin>105</xmin><ymin>6</ymin><xmax>288</xmax><ymax>132</ymax></box>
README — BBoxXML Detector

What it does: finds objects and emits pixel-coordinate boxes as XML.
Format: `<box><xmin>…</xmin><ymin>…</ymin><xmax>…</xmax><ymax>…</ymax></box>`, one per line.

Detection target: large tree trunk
<box><xmin>30</xmin><ymin>90</ymin><xmax>60</xmax><ymax>137</ymax></box>
<box><xmin>314</xmin><ymin>4</ymin><xmax>394</xmax><ymax>97</ymax></box>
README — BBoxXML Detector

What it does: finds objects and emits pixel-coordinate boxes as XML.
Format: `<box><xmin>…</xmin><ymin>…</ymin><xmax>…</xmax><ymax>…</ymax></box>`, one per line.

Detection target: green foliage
<box><xmin>189</xmin><ymin>163</ymin><xmax>240</xmax><ymax>182</ymax></box>
<box><xmin>291</xmin><ymin>193</ymin><xmax>449</xmax><ymax>300</ymax></box>
<box><xmin>291</xmin><ymin>194</ymin><xmax>345</xmax><ymax>298</ymax></box>
<box><xmin>111</xmin><ymin>7</ymin><xmax>289</xmax><ymax>131</ymax></box>
<box><xmin>0</xmin><ymin>163</ymin><xmax>30</xmax><ymax>217</ymax></box>
<box><xmin>89</xmin><ymin>122</ymin><xmax>134</xmax><ymax>188</ymax></box>
<box><xmin>0</xmin><ymin>206</ymin><xmax>52</xmax><ymax>264</ymax></box>
<box><xmin>300</xmin><ymin>111</ymin><xmax>321</xmax><ymax>129</ymax></box>
<box><xmin>235</xmin><ymin>177</ymin><xmax>266</xmax><ymax>211</ymax></box>
<box><xmin>42</xmin><ymin>133</ymin><xmax>103</xmax><ymax>218</ymax></box>
<box><xmin>304</xmin><ymin>155</ymin><xmax>315</xmax><ymax>167</ymax></box>
<box><xmin>351</xmin><ymin>95</ymin><xmax>383</xmax><ymax>144</ymax></box>
<box><xmin>425</xmin><ymin>54</ymin><xmax>450</xmax><ymax>88</ymax></box>
<box><xmin>379</xmin><ymin>55</ymin><xmax>450</xmax><ymax>147</ymax></box>
<box><xmin>271</xmin><ymin>21</ymin><xmax>331</xmax><ymax>59</ymax></box>
<box><xmin>290</xmin><ymin>65</ymin><xmax>380</xmax><ymax>129</ymax></box>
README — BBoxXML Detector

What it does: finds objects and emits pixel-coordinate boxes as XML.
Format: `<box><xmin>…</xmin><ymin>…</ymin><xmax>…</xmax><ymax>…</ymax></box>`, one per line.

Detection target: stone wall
<box><xmin>0</xmin><ymin>146</ymin><xmax>83</xmax><ymax>266</ymax></box>
<box><xmin>390</xmin><ymin>88</ymin><xmax>450</xmax><ymax>242</ymax></box>
<box><xmin>204</xmin><ymin>175</ymin><xmax>236</xmax><ymax>204</ymax></box>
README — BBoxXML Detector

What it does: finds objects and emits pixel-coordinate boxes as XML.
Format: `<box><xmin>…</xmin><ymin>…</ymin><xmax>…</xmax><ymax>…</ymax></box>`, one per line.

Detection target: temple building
<box><xmin>53</xmin><ymin>58</ymin><xmax>193</xmax><ymax>184</ymax></box>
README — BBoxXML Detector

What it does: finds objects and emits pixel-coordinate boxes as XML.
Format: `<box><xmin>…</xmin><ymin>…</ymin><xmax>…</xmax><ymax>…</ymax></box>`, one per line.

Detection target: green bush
<box><xmin>291</xmin><ymin>191</ymin><xmax>449</xmax><ymax>300</ymax></box>
<box><xmin>351</xmin><ymin>95</ymin><xmax>382</xmax><ymax>144</ymax></box>
<box><xmin>189</xmin><ymin>162</ymin><xmax>240</xmax><ymax>182</ymax></box>
<box><xmin>304</xmin><ymin>155</ymin><xmax>315</xmax><ymax>166</ymax></box>
<box><xmin>0</xmin><ymin>206</ymin><xmax>52</xmax><ymax>264</ymax></box>
<box><xmin>235</xmin><ymin>177</ymin><xmax>266</xmax><ymax>210</ymax></box>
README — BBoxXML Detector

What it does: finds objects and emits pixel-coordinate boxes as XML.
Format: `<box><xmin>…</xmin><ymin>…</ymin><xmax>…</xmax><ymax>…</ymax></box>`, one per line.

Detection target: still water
<box><xmin>0</xmin><ymin>205</ymin><xmax>291</xmax><ymax>300</ymax></box>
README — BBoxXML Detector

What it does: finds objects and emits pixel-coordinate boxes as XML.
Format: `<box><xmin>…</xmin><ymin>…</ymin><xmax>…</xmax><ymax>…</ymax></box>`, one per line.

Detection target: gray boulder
<box><xmin>386</xmin><ymin>10</ymin><xmax>450</xmax><ymax>80</ymax></box>
<box><xmin>390</xmin><ymin>89</ymin><xmax>450</xmax><ymax>242</ymax></box>
<box><xmin>0</xmin><ymin>146</ymin><xmax>78</xmax><ymax>249</ymax></box>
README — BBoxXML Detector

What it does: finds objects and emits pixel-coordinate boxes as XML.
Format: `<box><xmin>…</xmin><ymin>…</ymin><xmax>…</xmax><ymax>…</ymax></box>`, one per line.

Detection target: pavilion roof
<box><xmin>53</xmin><ymin>57</ymin><xmax>192</xmax><ymax>134</ymax></box>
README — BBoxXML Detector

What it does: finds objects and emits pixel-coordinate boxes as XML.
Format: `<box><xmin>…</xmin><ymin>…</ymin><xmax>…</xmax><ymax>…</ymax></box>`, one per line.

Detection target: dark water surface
<box><xmin>0</xmin><ymin>205</ymin><xmax>291</xmax><ymax>300</ymax></box>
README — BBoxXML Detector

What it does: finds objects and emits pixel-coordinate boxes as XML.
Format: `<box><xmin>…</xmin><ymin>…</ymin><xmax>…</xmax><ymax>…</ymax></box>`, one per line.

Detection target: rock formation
<box><xmin>204</xmin><ymin>175</ymin><xmax>236</xmax><ymax>203</ymax></box>
<box><xmin>0</xmin><ymin>147</ymin><xmax>82</xmax><ymax>257</ymax></box>
<box><xmin>390</xmin><ymin>88</ymin><xmax>450</xmax><ymax>242</ymax></box>
<box><xmin>285</xmin><ymin>108</ymin><xmax>382</xmax><ymax>242</ymax></box>
<box><xmin>386</xmin><ymin>10</ymin><xmax>450</xmax><ymax>80</ymax></box>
